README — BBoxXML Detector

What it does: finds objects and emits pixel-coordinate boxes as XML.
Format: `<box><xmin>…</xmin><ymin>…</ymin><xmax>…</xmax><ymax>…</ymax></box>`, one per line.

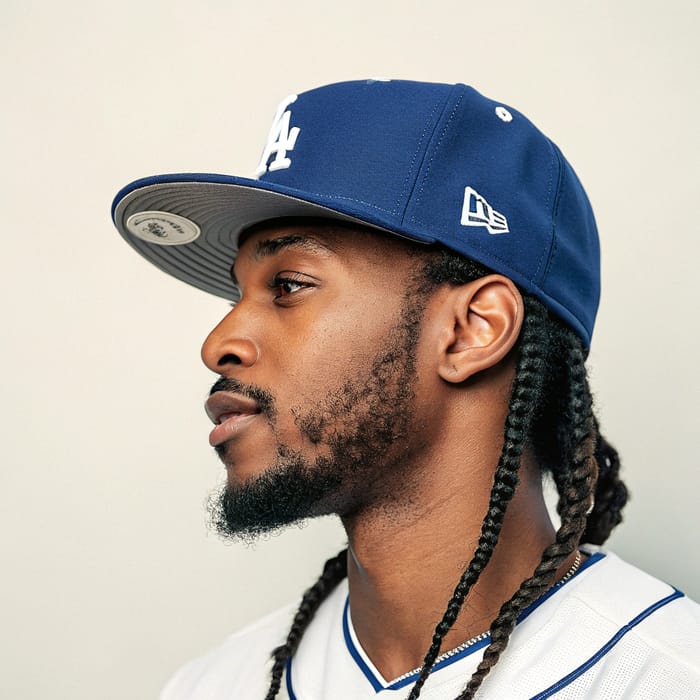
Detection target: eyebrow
<box><xmin>230</xmin><ymin>234</ymin><xmax>336</xmax><ymax>286</ymax></box>
<box><xmin>253</xmin><ymin>235</ymin><xmax>335</xmax><ymax>260</ymax></box>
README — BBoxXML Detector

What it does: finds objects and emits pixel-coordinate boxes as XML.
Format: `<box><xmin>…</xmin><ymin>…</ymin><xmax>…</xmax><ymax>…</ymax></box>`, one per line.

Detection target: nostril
<box><xmin>202</xmin><ymin>335</ymin><xmax>259</xmax><ymax>371</ymax></box>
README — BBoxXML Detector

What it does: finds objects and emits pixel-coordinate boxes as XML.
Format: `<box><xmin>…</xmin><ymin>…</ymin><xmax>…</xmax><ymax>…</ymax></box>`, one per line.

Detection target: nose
<box><xmin>201</xmin><ymin>307</ymin><xmax>260</xmax><ymax>374</ymax></box>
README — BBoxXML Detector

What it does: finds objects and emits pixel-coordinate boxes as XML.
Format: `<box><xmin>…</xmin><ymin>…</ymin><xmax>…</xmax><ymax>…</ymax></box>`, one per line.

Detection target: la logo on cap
<box><xmin>255</xmin><ymin>94</ymin><xmax>300</xmax><ymax>177</ymax></box>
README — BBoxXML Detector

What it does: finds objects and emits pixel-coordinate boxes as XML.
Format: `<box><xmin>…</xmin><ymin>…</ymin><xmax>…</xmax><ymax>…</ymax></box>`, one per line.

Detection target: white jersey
<box><xmin>161</xmin><ymin>551</ymin><xmax>700</xmax><ymax>699</ymax></box>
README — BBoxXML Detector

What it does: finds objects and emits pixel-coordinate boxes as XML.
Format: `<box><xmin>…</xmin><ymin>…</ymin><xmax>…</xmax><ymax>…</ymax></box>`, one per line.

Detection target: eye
<box><xmin>269</xmin><ymin>273</ymin><xmax>316</xmax><ymax>302</ymax></box>
<box><xmin>275</xmin><ymin>278</ymin><xmax>304</xmax><ymax>296</ymax></box>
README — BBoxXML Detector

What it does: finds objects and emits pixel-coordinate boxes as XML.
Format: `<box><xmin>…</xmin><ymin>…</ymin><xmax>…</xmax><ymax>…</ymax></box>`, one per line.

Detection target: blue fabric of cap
<box><xmin>111</xmin><ymin>79</ymin><xmax>600</xmax><ymax>346</ymax></box>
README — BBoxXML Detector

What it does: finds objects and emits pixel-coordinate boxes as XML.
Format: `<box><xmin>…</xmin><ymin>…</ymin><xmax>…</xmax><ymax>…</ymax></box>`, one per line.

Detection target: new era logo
<box><xmin>460</xmin><ymin>187</ymin><xmax>509</xmax><ymax>234</ymax></box>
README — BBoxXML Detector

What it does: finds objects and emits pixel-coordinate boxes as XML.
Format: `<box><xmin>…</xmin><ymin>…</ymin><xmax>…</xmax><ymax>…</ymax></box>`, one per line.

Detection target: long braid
<box><xmin>584</xmin><ymin>424</ymin><xmax>628</xmax><ymax>544</ymax></box>
<box><xmin>457</xmin><ymin>323</ymin><xmax>598</xmax><ymax>698</ymax></box>
<box><xmin>263</xmin><ymin>549</ymin><xmax>348</xmax><ymax>700</ymax></box>
<box><xmin>406</xmin><ymin>299</ymin><xmax>550</xmax><ymax>700</ymax></box>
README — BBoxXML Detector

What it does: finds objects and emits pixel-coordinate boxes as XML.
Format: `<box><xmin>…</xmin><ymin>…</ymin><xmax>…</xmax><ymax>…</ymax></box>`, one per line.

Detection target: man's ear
<box><xmin>435</xmin><ymin>275</ymin><xmax>523</xmax><ymax>383</ymax></box>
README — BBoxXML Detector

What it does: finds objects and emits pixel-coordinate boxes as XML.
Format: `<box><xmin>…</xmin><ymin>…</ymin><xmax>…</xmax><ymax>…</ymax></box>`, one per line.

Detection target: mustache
<box><xmin>209</xmin><ymin>376</ymin><xmax>276</xmax><ymax>418</ymax></box>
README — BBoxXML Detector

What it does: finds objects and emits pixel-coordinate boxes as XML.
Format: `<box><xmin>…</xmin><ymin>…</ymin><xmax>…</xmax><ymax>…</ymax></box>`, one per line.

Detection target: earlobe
<box><xmin>436</xmin><ymin>275</ymin><xmax>523</xmax><ymax>384</ymax></box>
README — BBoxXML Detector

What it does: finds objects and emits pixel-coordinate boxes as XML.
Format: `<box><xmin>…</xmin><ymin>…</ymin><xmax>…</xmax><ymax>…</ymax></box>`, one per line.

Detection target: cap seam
<box><xmin>407</xmin><ymin>86</ymin><xmax>466</xmax><ymax>226</ymax></box>
<box><xmin>280</xmin><ymin>191</ymin><xmax>400</xmax><ymax>216</ymax></box>
<box><xmin>535</xmin><ymin>140</ymin><xmax>563</xmax><ymax>286</ymax></box>
<box><xmin>392</xmin><ymin>96</ymin><xmax>447</xmax><ymax>217</ymax></box>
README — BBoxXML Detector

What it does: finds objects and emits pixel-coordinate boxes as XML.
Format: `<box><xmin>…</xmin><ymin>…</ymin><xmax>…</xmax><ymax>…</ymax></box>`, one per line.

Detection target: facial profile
<box><xmin>203</xmin><ymin>221</ymin><xmax>432</xmax><ymax>541</ymax></box>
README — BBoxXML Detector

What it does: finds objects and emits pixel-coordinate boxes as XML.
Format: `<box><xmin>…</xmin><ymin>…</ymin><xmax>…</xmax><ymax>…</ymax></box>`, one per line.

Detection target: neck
<box><xmin>340</xmin><ymin>451</ymin><xmax>560</xmax><ymax>682</ymax></box>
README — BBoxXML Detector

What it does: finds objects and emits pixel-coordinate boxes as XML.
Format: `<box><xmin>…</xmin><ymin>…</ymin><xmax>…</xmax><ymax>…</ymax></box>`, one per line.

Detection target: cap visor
<box><xmin>111</xmin><ymin>173</ymin><xmax>426</xmax><ymax>300</ymax></box>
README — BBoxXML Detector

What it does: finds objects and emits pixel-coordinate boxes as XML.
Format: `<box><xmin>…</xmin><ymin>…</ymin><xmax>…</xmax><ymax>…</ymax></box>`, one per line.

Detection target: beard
<box><xmin>207</xmin><ymin>292</ymin><xmax>426</xmax><ymax>543</ymax></box>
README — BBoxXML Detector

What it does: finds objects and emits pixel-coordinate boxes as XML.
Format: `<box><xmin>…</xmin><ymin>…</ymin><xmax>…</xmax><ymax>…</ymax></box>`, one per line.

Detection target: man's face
<box><xmin>201</xmin><ymin>221</ymin><xmax>434</xmax><ymax>540</ymax></box>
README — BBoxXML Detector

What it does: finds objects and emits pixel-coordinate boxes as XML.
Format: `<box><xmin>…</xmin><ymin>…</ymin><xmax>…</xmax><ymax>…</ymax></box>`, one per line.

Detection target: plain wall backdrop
<box><xmin>2</xmin><ymin>2</ymin><xmax>698</xmax><ymax>698</ymax></box>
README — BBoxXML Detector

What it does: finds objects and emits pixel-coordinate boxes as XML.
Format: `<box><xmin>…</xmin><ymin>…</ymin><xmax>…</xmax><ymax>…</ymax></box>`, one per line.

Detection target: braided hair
<box><xmin>263</xmin><ymin>249</ymin><xmax>628</xmax><ymax>700</ymax></box>
<box><xmin>263</xmin><ymin>549</ymin><xmax>348</xmax><ymax>700</ymax></box>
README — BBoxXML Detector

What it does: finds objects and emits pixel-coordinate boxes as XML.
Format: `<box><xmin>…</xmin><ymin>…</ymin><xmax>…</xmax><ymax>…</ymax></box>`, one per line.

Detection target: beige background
<box><xmin>2</xmin><ymin>2</ymin><xmax>698</xmax><ymax>698</ymax></box>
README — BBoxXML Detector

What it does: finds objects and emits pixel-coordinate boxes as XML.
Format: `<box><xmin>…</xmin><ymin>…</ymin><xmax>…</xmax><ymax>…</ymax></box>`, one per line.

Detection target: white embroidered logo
<box><xmin>460</xmin><ymin>187</ymin><xmax>509</xmax><ymax>234</ymax></box>
<box><xmin>255</xmin><ymin>94</ymin><xmax>301</xmax><ymax>177</ymax></box>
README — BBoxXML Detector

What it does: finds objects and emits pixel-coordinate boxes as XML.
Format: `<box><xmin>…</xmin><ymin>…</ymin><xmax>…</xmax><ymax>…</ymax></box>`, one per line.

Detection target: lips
<box><xmin>205</xmin><ymin>392</ymin><xmax>261</xmax><ymax>447</ymax></box>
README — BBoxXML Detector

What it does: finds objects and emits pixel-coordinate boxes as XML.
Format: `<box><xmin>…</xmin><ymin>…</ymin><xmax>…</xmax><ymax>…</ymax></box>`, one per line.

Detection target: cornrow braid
<box><xmin>406</xmin><ymin>298</ymin><xmax>551</xmax><ymax>700</ymax></box>
<box><xmin>263</xmin><ymin>549</ymin><xmax>348</xmax><ymax>700</ymax></box>
<box><xmin>457</xmin><ymin>318</ymin><xmax>599</xmax><ymax>699</ymax></box>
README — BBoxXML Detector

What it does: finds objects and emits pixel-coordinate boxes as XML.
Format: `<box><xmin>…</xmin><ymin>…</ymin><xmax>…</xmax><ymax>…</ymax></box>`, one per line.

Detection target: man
<box><xmin>112</xmin><ymin>80</ymin><xmax>699</xmax><ymax>699</ymax></box>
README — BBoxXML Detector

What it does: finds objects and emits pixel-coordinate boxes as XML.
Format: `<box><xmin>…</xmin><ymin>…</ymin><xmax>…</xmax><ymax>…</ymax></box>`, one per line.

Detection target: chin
<box><xmin>216</xmin><ymin>440</ymin><xmax>278</xmax><ymax>484</ymax></box>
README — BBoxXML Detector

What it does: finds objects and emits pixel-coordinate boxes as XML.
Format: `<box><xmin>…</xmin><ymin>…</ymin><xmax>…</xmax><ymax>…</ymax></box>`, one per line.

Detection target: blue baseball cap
<box><xmin>111</xmin><ymin>79</ymin><xmax>600</xmax><ymax>346</ymax></box>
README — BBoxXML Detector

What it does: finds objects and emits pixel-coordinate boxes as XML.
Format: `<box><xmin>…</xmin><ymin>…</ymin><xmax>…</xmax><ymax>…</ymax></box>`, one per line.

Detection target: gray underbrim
<box><xmin>113</xmin><ymin>181</ymin><xmax>398</xmax><ymax>301</ymax></box>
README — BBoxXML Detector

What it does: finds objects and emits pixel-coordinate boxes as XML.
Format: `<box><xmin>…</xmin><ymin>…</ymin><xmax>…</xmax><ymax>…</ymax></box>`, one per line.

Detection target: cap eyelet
<box><xmin>495</xmin><ymin>106</ymin><xmax>513</xmax><ymax>123</ymax></box>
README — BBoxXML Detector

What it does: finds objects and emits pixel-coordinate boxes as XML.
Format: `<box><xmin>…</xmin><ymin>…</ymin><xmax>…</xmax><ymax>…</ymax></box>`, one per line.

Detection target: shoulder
<box><xmin>581</xmin><ymin>551</ymin><xmax>700</xmax><ymax>678</ymax></box>
<box><xmin>501</xmin><ymin>550</ymin><xmax>700</xmax><ymax>698</ymax></box>
<box><xmin>571</xmin><ymin>550</ymin><xmax>699</xmax><ymax>650</ymax></box>
<box><xmin>159</xmin><ymin>602</ymin><xmax>296</xmax><ymax>700</ymax></box>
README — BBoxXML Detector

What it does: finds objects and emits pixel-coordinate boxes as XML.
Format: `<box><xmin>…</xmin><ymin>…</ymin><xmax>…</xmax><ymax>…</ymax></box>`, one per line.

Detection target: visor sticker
<box><xmin>126</xmin><ymin>211</ymin><xmax>200</xmax><ymax>246</ymax></box>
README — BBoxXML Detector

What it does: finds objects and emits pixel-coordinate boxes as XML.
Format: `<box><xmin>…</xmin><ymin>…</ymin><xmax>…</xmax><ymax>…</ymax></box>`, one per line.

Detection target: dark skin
<box><xmin>201</xmin><ymin>221</ymin><xmax>576</xmax><ymax>681</ymax></box>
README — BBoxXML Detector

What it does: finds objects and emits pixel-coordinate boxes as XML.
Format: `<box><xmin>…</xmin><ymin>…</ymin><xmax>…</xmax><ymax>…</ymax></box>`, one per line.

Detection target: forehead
<box><xmin>238</xmin><ymin>223</ymin><xmax>340</xmax><ymax>261</ymax></box>
<box><xmin>232</xmin><ymin>219</ymin><xmax>420</xmax><ymax>278</ymax></box>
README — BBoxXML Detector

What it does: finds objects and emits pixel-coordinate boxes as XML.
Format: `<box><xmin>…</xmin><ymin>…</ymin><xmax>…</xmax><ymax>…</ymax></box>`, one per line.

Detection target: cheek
<box><xmin>280</xmin><ymin>299</ymin><xmax>399</xmax><ymax>365</ymax></box>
